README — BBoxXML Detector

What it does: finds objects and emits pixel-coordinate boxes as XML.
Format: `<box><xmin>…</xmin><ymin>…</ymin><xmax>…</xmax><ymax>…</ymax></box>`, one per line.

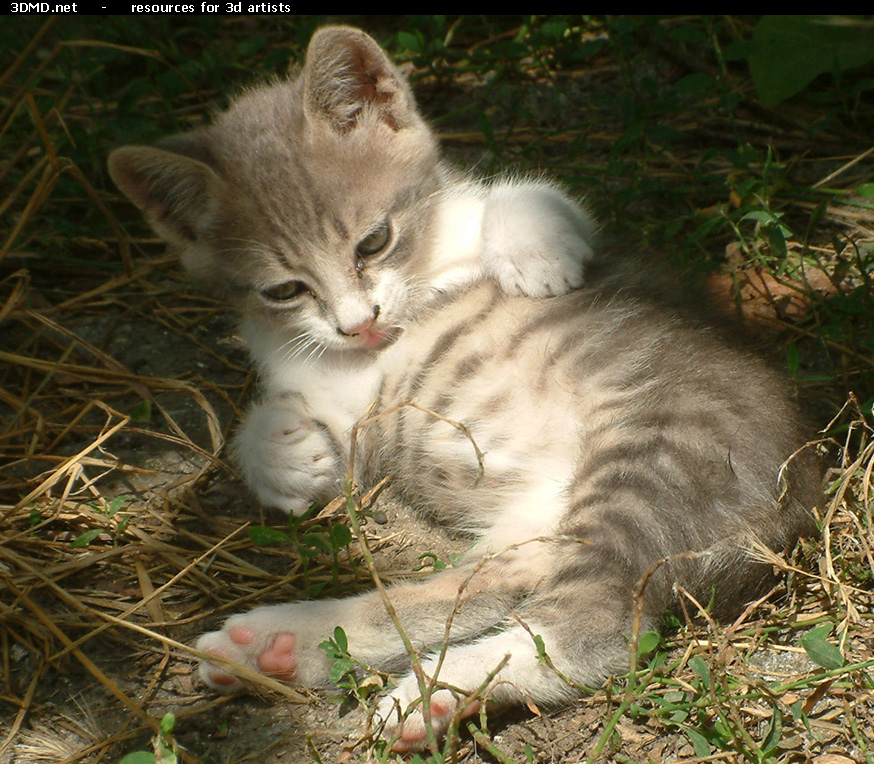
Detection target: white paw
<box><xmin>233</xmin><ymin>400</ymin><xmax>340</xmax><ymax>515</ymax></box>
<box><xmin>376</xmin><ymin>670</ymin><xmax>481</xmax><ymax>752</ymax></box>
<box><xmin>374</xmin><ymin>625</ymin><xmax>562</xmax><ymax>749</ymax></box>
<box><xmin>482</xmin><ymin>181</ymin><xmax>597</xmax><ymax>298</ymax></box>
<box><xmin>195</xmin><ymin>602</ymin><xmax>334</xmax><ymax>690</ymax></box>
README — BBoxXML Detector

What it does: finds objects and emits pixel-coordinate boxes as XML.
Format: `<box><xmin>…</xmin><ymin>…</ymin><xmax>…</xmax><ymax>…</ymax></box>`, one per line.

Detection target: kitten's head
<box><xmin>108</xmin><ymin>26</ymin><xmax>442</xmax><ymax>354</ymax></box>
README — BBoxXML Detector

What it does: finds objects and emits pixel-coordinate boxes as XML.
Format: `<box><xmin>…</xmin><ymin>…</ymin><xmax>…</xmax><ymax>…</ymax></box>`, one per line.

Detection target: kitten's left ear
<box><xmin>303</xmin><ymin>25</ymin><xmax>419</xmax><ymax>132</ymax></box>
<box><xmin>107</xmin><ymin>138</ymin><xmax>228</xmax><ymax>281</ymax></box>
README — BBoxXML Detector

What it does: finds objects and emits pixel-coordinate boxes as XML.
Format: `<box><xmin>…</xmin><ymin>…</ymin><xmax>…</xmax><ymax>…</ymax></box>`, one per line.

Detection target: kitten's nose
<box><xmin>344</xmin><ymin>317</ymin><xmax>375</xmax><ymax>336</ymax></box>
<box><xmin>338</xmin><ymin>305</ymin><xmax>381</xmax><ymax>337</ymax></box>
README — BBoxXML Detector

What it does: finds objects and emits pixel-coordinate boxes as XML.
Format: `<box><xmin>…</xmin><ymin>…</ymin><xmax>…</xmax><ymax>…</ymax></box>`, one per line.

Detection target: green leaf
<box><xmin>856</xmin><ymin>183</ymin><xmax>874</xmax><ymax>198</ymax></box>
<box><xmin>107</xmin><ymin>496</ymin><xmax>129</xmax><ymax>517</ymax></box>
<box><xmin>742</xmin><ymin>210</ymin><xmax>776</xmax><ymax>225</ymax></box>
<box><xmin>329</xmin><ymin>524</ymin><xmax>352</xmax><ymax>549</ymax></box>
<box><xmin>328</xmin><ymin>657</ymin><xmax>356</xmax><ymax>684</ymax></box>
<box><xmin>648</xmin><ymin>649</ymin><xmax>668</xmax><ymax>671</ymax></box>
<box><xmin>306</xmin><ymin>581</ymin><xmax>328</xmax><ymax>597</ymax></box>
<box><xmin>397</xmin><ymin>30</ymin><xmax>423</xmax><ymax>54</ymax></box>
<box><xmin>800</xmin><ymin>624</ymin><xmax>844</xmax><ymax>669</ymax></box>
<box><xmin>786</xmin><ymin>343</ymin><xmax>800</xmax><ymax>376</ymax></box>
<box><xmin>333</xmin><ymin>626</ymin><xmax>348</xmax><ymax>653</ymax></box>
<box><xmin>723</xmin><ymin>39</ymin><xmax>756</xmax><ymax>62</ymax></box>
<box><xmin>675</xmin><ymin>72</ymin><xmax>714</xmax><ymax>96</ymax></box>
<box><xmin>734</xmin><ymin>176</ymin><xmax>762</xmax><ymax>197</ymax></box>
<box><xmin>627</xmin><ymin>701</ymin><xmax>647</xmax><ymax>719</ymax></box>
<box><xmin>130</xmin><ymin>399</ymin><xmax>152</xmax><ymax>422</ymax></box>
<box><xmin>748</xmin><ymin>16</ymin><xmax>874</xmax><ymax>105</ymax></box>
<box><xmin>713</xmin><ymin>717</ymin><xmax>732</xmax><ymax>742</ymax></box>
<box><xmin>415</xmin><ymin>551</ymin><xmax>446</xmax><ymax>571</ymax></box>
<box><xmin>159</xmin><ymin>712</ymin><xmax>175</xmax><ymax>735</ymax></box>
<box><xmin>685</xmin><ymin>727</ymin><xmax>711</xmax><ymax>758</ymax></box>
<box><xmin>540</xmin><ymin>20</ymin><xmax>570</xmax><ymax>43</ymax></box>
<box><xmin>319</xmin><ymin>638</ymin><xmax>340</xmax><ymax>659</ymax></box>
<box><xmin>762</xmin><ymin>708</ymin><xmax>783</xmax><ymax>755</ymax></box>
<box><xmin>156</xmin><ymin>742</ymin><xmax>177</xmax><ymax>764</ymax></box>
<box><xmin>768</xmin><ymin>224</ymin><xmax>788</xmax><ymax>258</ymax></box>
<box><xmin>691</xmin><ymin>215</ymin><xmax>724</xmax><ymax>243</ymax></box>
<box><xmin>689</xmin><ymin>655</ymin><xmax>711</xmax><ymax>689</ymax></box>
<box><xmin>301</xmin><ymin>532</ymin><xmax>331</xmax><ymax>553</ymax></box>
<box><xmin>637</xmin><ymin>630</ymin><xmax>661</xmax><ymax>655</ymax></box>
<box><xmin>119</xmin><ymin>753</ymin><xmax>156</xmax><ymax>764</ymax></box>
<box><xmin>247</xmin><ymin>526</ymin><xmax>290</xmax><ymax>546</ymax></box>
<box><xmin>71</xmin><ymin>528</ymin><xmax>103</xmax><ymax>548</ymax></box>
<box><xmin>668</xmin><ymin>707</ymin><xmax>689</xmax><ymax>723</ymax></box>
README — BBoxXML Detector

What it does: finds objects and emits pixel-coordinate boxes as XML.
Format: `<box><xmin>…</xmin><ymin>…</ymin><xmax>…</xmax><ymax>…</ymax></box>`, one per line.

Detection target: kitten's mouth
<box><xmin>357</xmin><ymin>325</ymin><xmax>402</xmax><ymax>350</ymax></box>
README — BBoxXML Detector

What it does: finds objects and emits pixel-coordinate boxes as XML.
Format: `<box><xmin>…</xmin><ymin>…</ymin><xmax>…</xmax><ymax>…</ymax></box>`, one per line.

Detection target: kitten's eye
<box><xmin>260</xmin><ymin>281</ymin><xmax>307</xmax><ymax>302</ymax></box>
<box><xmin>356</xmin><ymin>221</ymin><xmax>391</xmax><ymax>258</ymax></box>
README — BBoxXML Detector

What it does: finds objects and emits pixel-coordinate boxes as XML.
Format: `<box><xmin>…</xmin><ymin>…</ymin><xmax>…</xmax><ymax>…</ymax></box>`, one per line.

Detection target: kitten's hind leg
<box><xmin>481</xmin><ymin>179</ymin><xmax>597</xmax><ymax>298</ymax></box>
<box><xmin>376</xmin><ymin>574</ymin><xmax>640</xmax><ymax>751</ymax></box>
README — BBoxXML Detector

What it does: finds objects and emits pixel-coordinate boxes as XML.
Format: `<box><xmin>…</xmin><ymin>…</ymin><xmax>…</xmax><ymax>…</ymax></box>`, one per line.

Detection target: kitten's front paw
<box><xmin>482</xmin><ymin>182</ymin><xmax>596</xmax><ymax>298</ymax></box>
<box><xmin>377</xmin><ymin>673</ymin><xmax>481</xmax><ymax>752</ymax></box>
<box><xmin>234</xmin><ymin>400</ymin><xmax>340</xmax><ymax>515</ymax></box>
<box><xmin>195</xmin><ymin>602</ymin><xmax>331</xmax><ymax>690</ymax></box>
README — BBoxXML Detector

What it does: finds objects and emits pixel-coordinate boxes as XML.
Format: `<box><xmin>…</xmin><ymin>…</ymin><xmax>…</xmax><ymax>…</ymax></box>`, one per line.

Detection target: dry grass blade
<box><xmin>6</xmin><ymin>579</ymin><xmax>161</xmax><ymax>732</ymax></box>
<box><xmin>0</xmin><ymin>661</ymin><xmax>43</xmax><ymax>758</ymax></box>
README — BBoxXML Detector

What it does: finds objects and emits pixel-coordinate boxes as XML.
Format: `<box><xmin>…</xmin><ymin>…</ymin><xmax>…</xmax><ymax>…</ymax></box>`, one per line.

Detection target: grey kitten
<box><xmin>108</xmin><ymin>25</ymin><xmax>819</xmax><ymax>752</ymax></box>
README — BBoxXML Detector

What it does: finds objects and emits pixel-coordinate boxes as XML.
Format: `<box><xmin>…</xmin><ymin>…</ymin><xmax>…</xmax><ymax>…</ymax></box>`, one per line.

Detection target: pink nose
<box><xmin>339</xmin><ymin>311</ymin><xmax>389</xmax><ymax>348</ymax></box>
<box><xmin>344</xmin><ymin>317</ymin><xmax>375</xmax><ymax>336</ymax></box>
<box><xmin>338</xmin><ymin>305</ymin><xmax>381</xmax><ymax>337</ymax></box>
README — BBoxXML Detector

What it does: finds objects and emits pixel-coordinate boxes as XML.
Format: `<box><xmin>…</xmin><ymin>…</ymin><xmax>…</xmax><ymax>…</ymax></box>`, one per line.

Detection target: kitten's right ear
<box><xmin>303</xmin><ymin>25</ymin><xmax>418</xmax><ymax>132</ymax></box>
<box><xmin>107</xmin><ymin>141</ymin><xmax>223</xmax><ymax>247</ymax></box>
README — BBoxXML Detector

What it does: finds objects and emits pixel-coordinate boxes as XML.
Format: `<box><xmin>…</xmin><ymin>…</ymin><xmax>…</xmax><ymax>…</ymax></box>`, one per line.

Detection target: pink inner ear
<box><xmin>349</xmin><ymin>49</ymin><xmax>394</xmax><ymax>106</ymax></box>
<box><xmin>348</xmin><ymin>47</ymin><xmax>401</xmax><ymax>131</ymax></box>
<box><xmin>306</xmin><ymin>28</ymin><xmax>408</xmax><ymax>133</ymax></box>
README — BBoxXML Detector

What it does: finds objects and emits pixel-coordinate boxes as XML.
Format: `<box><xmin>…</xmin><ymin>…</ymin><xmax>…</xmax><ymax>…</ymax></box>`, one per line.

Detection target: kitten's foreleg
<box><xmin>233</xmin><ymin>396</ymin><xmax>343</xmax><ymax>515</ymax></box>
<box><xmin>480</xmin><ymin>179</ymin><xmax>597</xmax><ymax>298</ymax></box>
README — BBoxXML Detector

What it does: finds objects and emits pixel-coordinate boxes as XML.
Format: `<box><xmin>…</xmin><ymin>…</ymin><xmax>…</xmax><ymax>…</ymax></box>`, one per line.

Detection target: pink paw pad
<box><xmin>390</xmin><ymin>697</ymin><xmax>481</xmax><ymax>752</ymax></box>
<box><xmin>204</xmin><ymin>647</ymin><xmax>238</xmax><ymax>687</ymax></box>
<box><xmin>257</xmin><ymin>632</ymin><xmax>297</xmax><ymax>680</ymax></box>
<box><xmin>228</xmin><ymin>625</ymin><xmax>256</xmax><ymax>645</ymax></box>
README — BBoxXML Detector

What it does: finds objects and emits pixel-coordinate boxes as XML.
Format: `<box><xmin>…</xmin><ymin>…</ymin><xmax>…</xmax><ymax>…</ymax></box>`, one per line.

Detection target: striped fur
<box><xmin>108</xmin><ymin>25</ymin><xmax>819</xmax><ymax>750</ymax></box>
